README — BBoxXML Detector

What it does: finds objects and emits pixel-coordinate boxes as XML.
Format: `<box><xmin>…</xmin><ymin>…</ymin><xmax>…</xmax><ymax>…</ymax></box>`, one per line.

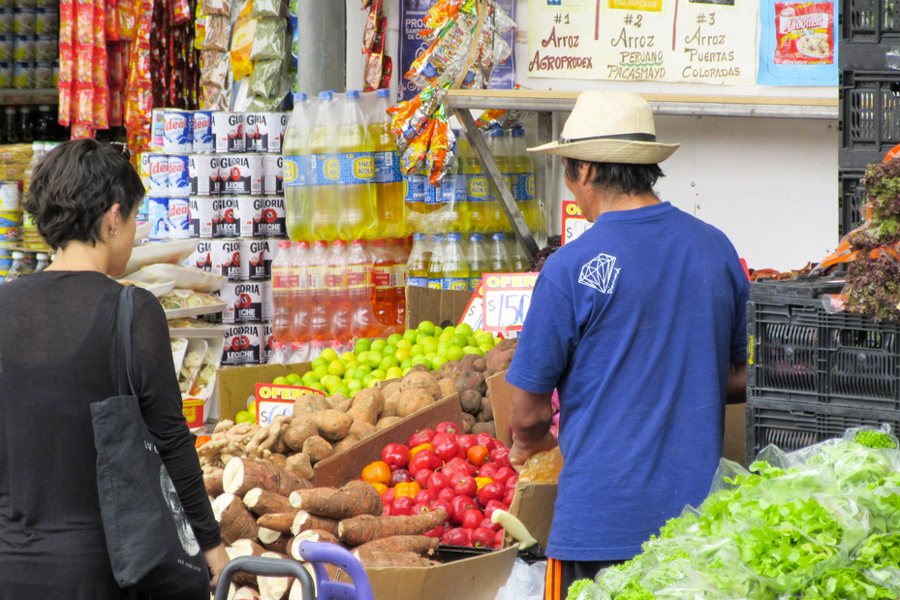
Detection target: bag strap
<box><xmin>116</xmin><ymin>285</ymin><xmax>137</xmax><ymax>397</ymax></box>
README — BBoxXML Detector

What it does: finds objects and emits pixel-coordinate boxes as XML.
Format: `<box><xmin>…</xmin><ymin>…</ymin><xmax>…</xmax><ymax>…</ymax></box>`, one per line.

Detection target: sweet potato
<box><xmin>243</xmin><ymin>488</ymin><xmax>293</xmax><ymax>517</ymax></box>
<box><xmin>347</xmin><ymin>388</ymin><xmax>384</xmax><ymax>425</ymax></box>
<box><xmin>331</xmin><ymin>434</ymin><xmax>359</xmax><ymax>454</ymax></box>
<box><xmin>257</xmin><ymin>527</ymin><xmax>290</xmax><ymax>554</ymax></box>
<box><xmin>381</xmin><ymin>392</ymin><xmax>400</xmax><ymax>418</ymax></box>
<box><xmin>284</xmin><ymin>453</ymin><xmax>314</xmax><ymax>480</ymax></box>
<box><xmin>327</xmin><ymin>393</ymin><xmax>352</xmax><ymax>413</ymax></box>
<box><xmin>396</xmin><ymin>389</ymin><xmax>435</xmax><ymax>418</ymax></box>
<box><xmin>337</xmin><ymin>509</ymin><xmax>447</xmax><ymax>546</ymax></box>
<box><xmin>438</xmin><ymin>378</ymin><xmax>457</xmax><ymax>399</ymax></box>
<box><xmin>292</xmin><ymin>480</ymin><xmax>383</xmax><ymax>519</ymax></box>
<box><xmin>352</xmin><ymin>535</ymin><xmax>439</xmax><ymax>556</ymax></box>
<box><xmin>353</xmin><ymin>549</ymin><xmax>439</xmax><ymax>568</ymax></box>
<box><xmin>293</xmin><ymin>393</ymin><xmax>331</xmax><ymax>416</ymax></box>
<box><xmin>349</xmin><ymin>420</ymin><xmax>377</xmax><ymax>440</ymax></box>
<box><xmin>381</xmin><ymin>381</ymin><xmax>402</xmax><ymax>402</ymax></box>
<box><xmin>400</xmin><ymin>371</ymin><xmax>442</xmax><ymax>400</ymax></box>
<box><xmin>257</xmin><ymin>511</ymin><xmax>300</xmax><ymax>534</ymax></box>
<box><xmin>309</xmin><ymin>410</ymin><xmax>353</xmax><ymax>442</ymax></box>
<box><xmin>459</xmin><ymin>389</ymin><xmax>482</xmax><ymax>414</ymax></box>
<box><xmin>301</xmin><ymin>436</ymin><xmax>333</xmax><ymax>464</ymax></box>
<box><xmin>375</xmin><ymin>416</ymin><xmax>401</xmax><ymax>430</ymax></box>
<box><xmin>282</xmin><ymin>415</ymin><xmax>318</xmax><ymax>452</ymax></box>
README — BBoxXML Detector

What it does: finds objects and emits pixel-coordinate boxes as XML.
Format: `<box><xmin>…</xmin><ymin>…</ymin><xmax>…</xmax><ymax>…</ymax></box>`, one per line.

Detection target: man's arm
<box><xmin>509</xmin><ymin>385</ymin><xmax>558</xmax><ymax>472</ymax></box>
<box><xmin>726</xmin><ymin>361</ymin><xmax>747</xmax><ymax>404</ymax></box>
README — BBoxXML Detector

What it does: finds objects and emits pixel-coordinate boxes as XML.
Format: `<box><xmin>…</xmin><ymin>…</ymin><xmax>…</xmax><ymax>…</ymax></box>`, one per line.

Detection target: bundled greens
<box><xmin>566</xmin><ymin>427</ymin><xmax>900</xmax><ymax>600</ymax></box>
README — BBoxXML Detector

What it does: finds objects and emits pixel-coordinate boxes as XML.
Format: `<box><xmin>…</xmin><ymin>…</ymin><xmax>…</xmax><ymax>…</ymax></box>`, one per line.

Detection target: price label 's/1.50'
<box><xmin>481</xmin><ymin>273</ymin><xmax>538</xmax><ymax>333</ymax></box>
<box><xmin>254</xmin><ymin>383</ymin><xmax>324</xmax><ymax>426</ymax></box>
<box><xmin>562</xmin><ymin>200</ymin><xmax>592</xmax><ymax>245</ymax></box>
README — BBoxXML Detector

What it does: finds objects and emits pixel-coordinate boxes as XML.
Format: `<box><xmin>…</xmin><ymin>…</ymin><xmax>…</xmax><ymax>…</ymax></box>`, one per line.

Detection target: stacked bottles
<box><xmin>270</xmin><ymin>237</ymin><xmax>409</xmax><ymax>360</ymax></box>
<box><xmin>284</xmin><ymin>90</ymin><xmax>407</xmax><ymax>242</ymax></box>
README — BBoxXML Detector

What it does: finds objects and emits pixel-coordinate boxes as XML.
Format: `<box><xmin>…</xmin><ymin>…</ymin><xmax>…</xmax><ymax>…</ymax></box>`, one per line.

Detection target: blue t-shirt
<box><xmin>506</xmin><ymin>201</ymin><xmax>749</xmax><ymax>561</ymax></box>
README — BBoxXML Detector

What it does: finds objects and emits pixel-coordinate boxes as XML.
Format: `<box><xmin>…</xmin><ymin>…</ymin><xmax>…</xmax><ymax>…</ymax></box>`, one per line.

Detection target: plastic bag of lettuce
<box><xmin>568</xmin><ymin>426</ymin><xmax>900</xmax><ymax>600</ymax></box>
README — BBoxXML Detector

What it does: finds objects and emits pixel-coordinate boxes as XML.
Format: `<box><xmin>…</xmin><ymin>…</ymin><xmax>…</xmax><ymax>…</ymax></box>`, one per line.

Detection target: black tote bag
<box><xmin>91</xmin><ymin>285</ymin><xmax>210</xmax><ymax>600</ymax></box>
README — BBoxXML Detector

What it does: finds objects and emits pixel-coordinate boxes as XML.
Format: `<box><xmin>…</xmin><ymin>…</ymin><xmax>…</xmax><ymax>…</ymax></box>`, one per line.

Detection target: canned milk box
<box><xmin>210</xmin><ymin>238</ymin><xmax>241</xmax><ymax>280</ymax></box>
<box><xmin>188</xmin><ymin>154</ymin><xmax>219</xmax><ymax>195</ymax></box>
<box><xmin>162</xmin><ymin>110</ymin><xmax>193</xmax><ymax>153</ymax></box>
<box><xmin>147</xmin><ymin>154</ymin><xmax>169</xmax><ymax>196</ymax></box>
<box><xmin>12</xmin><ymin>7</ymin><xmax>34</xmax><ymax>34</ymax></box>
<box><xmin>0</xmin><ymin>35</ymin><xmax>11</xmax><ymax>60</ymax></box>
<box><xmin>191</xmin><ymin>110</ymin><xmax>214</xmax><ymax>153</ymax></box>
<box><xmin>33</xmin><ymin>34</ymin><xmax>54</xmax><ymax>60</ymax></box>
<box><xmin>167</xmin><ymin>154</ymin><xmax>191</xmax><ymax>197</ymax></box>
<box><xmin>185</xmin><ymin>240</ymin><xmax>213</xmax><ymax>271</ymax></box>
<box><xmin>212</xmin><ymin>111</ymin><xmax>244</xmax><ymax>153</ymax></box>
<box><xmin>254</xmin><ymin>196</ymin><xmax>286</xmax><ymax>238</ymax></box>
<box><xmin>244</xmin><ymin>112</ymin><xmax>287</xmax><ymax>153</ymax></box>
<box><xmin>262</xmin><ymin>155</ymin><xmax>283</xmax><ymax>196</ymax></box>
<box><xmin>0</xmin><ymin>61</ymin><xmax>9</xmax><ymax>87</ymax></box>
<box><xmin>262</xmin><ymin>280</ymin><xmax>273</xmax><ymax>321</ymax></box>
<box><xmin>223</xmin><ymin>323</ymin><xmax>262</xmax><ymax>365</ymax></box>
<box><xmin>262</xmin><ymin>323</ymin><xmax>274</xmax><ymax>364</ymax></box>
<box><xmin>166</xmin><ymin>197</ymin><xmax>191</xmax><ymax>239</ymax></box>
<box><xmin>34</xmin><ymin>7</ymin><xmax>56</xmax><ymax>34</ymax></box>
<box><xmin>236</xmin><ymin>196</ymin><xmax>257</xmax><ymax>238</ymax></box>
<box><xmin>148</xmin><ymin>197</ymin><xmax>169</xmax><ymax>238</ymax></box>
<box><xmin>149</xmin><ymin>108</ymin><xmax>166</xmax><ymax>152</ymax></box>
<box><xmin>212</xmin><ymin>196</ymin><xmax>239</xmax><ymax>238</ymax></box>
<box><xmin>0</xmin><ymin>9</ymin><xmax>11</xmax><ymax>35</ymax></box>
<box><xmin>239</xmin><ymin>238</ymin><xmax>272</xmax><ymax>281</ymax></box>
<box><xmin>232</xmin><ymin>281</ymin><xmax>264</xmax><ymax>323</ymax></box>
<box><xmin>189</xmin><ymin>196</ymin><xmax>215</xmax><ymax>238</ymax></box>
<box><xmin>11</xmin><ymin>59</ymin><xmax>31</xmax><ymax>87</ymax></box>
<box><xmin>218</xmin><ymin>154</ymin><xmax>262</xmax><ymax>196</ymax></box>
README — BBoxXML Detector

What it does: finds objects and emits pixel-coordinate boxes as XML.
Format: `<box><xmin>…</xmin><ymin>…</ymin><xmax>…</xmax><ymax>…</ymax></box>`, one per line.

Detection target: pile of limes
<box><xmin>270</xmin><ymin>321</ymin><xmax>499</xmax><ymax>397</ymax></box>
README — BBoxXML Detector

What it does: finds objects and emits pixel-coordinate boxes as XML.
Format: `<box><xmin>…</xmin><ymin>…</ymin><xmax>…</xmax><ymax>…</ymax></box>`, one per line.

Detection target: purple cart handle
<box><xmin>298</xmin><ymin>540</ymin><xmax>376</xmax><ymax>600</ymax></box>
<box><xmin>214</xmin><ymin>555</ymin><xmax>315</xmax><ymax>600</ymax></box>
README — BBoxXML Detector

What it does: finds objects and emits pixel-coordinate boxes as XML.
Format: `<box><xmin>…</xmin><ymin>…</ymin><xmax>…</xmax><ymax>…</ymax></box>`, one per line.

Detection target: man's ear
<box><xmin>580</xmin><ymin>163</ymin><xmax>595</xmax><ymax>186</ymax></box>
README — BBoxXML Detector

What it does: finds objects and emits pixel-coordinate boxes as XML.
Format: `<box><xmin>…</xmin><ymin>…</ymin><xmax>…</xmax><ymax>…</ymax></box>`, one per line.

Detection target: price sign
<box><xmin>459</xmin><ymin>284</ymin><xmax>484</xmax><ymax>330</ymax></box>
<box><xmin>254</xmin><ymin>383</ymin><xmax>324</xmax><ymax>426</ymax></box>
<box><xmin>482</xmin><ymin>273</ymin><xmax>538</xmax><ymax>333</ymax></box>
<box><xmin>562</xmin><ymin>200</ymin><xmax>591</xmax><ymax>245</ymax></box>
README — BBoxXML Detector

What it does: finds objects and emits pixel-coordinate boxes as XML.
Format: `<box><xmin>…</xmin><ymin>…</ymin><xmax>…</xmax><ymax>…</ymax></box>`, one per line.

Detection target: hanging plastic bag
<box><xmin>229</xmin><ymin>0</ymin><xmax>256</xmax><ymax>80</ymax></box>
<box><xmin>494</xmin><ymin>559</ymin><xmax>545</xmax><ymax>600</ymax></box>
<box><xmin>250</xmin><ymin>17</ymin><xmax>285</xmax><ymax>61</ymax></box>
<box><xmin>248</xmin><ymin>58</ymin><xmax>282</xmax><ymax>98</ymax></box>
<box><xmin>250</xmin><ymin>0</ymin><xmax>282</xmax><ymax>18</ymax></box>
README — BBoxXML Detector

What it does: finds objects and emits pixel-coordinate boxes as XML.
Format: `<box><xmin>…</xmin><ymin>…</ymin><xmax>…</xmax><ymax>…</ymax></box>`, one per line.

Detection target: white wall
<box><xmin>346</xmin><ymin>0</ymin><xmax>841</xmax><ymax>271</ymax></box>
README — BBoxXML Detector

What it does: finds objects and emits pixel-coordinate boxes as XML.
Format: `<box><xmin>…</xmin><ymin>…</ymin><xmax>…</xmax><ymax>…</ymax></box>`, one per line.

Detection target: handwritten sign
<box><xmin>254</xmin><ymin>383</ymin><xmax>325</xmax><ymax>426</ymax></box>
<box><xmin>482</xmin><ymin>273</ymin><xmax>538</xmax><ymax>333</ymax></box>
<box><xmin>562</xmin><ymin>200</ymin><xmax>592</xmax><ymax>245</ymax></box>
<box><xmin>459</xmin><ymin>284</ymin><xmax>485</xmax><ymax>331</ymax></box>
<box><xmin>527</xmin><ymin>0</ymin><xmax>757</xmax><ymax>85</ymax></box>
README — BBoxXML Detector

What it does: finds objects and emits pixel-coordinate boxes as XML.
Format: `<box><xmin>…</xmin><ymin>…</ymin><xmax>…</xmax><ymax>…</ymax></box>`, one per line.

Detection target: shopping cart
<box><xmin>213</xmin><ymin>541</ymin><xmax>375</xmax><ymax>600</ymax></box>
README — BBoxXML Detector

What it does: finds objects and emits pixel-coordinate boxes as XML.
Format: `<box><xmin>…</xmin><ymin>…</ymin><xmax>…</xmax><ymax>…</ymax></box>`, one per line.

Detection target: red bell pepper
<box><xmin>453</xmin><ymin>475</ymin><xmax>477</xmax><ymax>498</ymax></box>
<box><xmin>413</xmin><ymin>468</ymin><xmax>434</xmax><ymax>488</ymax></box>
<box><xmin>451</xmin><ymin>495</ymin><xmax>476</xmax><ymax>524</ymax></box>
<box><xmin>478</xmin><ymin>462</ymin><xmax>499</xmax><ymax>480</ymax></box>
<box><xmin>489</xmin><ymin>447</ymin><xmax>511</xmax><ymax>468</ymax></box>
<box><xmin>471</xmin><ymin>527</ymin><xmax>496</xmax><ymax>548</ymax></box>
<box><xmin>426</xmin><ymin>471</ymin><xmax>450</xmax><ymax>492</ymax></box>
<box><xmin>503</xmin><ymin>487</ymin><xmax>516</xmax><ymax>506</ymax></box>
<box><xmin>423</xmin><ymin>525</ymin><xmax>443</xmax><ymax>539</ymax></box>
<box><xmin>483</xmin><ymin>499</ymin><xmax>506</xmax><ymax>521</ymax></box>
<box><xmin>434</xmin><ymin>436</ymin><xmax>462</xmax><ymax>463</ymax></box>
<box><xmin>437</xmin><ymin>487</ymin><xmax>456</xmax><ymax>503</ymax></box>
<box><xmin>477</xmin><ymin>482</ymin><xmax>506</xmax><ymax>506</ymax></box>
<box><xmin>407</xmin><ymin>428</ymin><xmax>435</xmax><ymax>448</ymax></box>
<box><xmin>412</xmin><ymin>502</ymin><xmax>432</xmax><ymax>515</ymax></box>
<box><xmin>409</xmin><ymin>449</ymin><xmax>443</xmax><ymax>476</ymax></box>
<box><xmin>392</xmin><ymin>496</ymin><xmax>414</xmax><ymax>516</ymax></box>
<box><xmin>457</xmin><ymin>434</ymin><xmax>479</xmax><ymax>452</ymax></box>
<box><xmin>475</xmin><ymin>432</ymin><xmax>496</xmax><ymax>451</ymax></box>
<box><xmin>435</xmin><ymin>421</ymin><xmax>461</xmax><ymax>436</ymax></box>
<box><xmin>462</xmin><ymin>508</ymin><xmax>484</xmax><ymax>530</ymax></box>
<box><xmin>381</xmin><ymin>443</ymin><xmax>410</xmax><ymax>470</ymax></box>
<box><xmin>480</xmin><ymin>517</ymin><xmax>502</xmax><ymax>532</ymax></box>
<box><xmin>414</xmin><ymin>488</ymin><xmax>437</xmax><ymax>506</ymax></box>
<box><xmin>492</xmin><ymin>466</ymin><xmax>516</xmax><ymax>486</ymax></box>
<box><xmin>430</xmin><ymin>499</ymin><xmax>454</xmax><ymax>519</ymax></box>
<box><xmin>441</xmin><ymin>527</ymin><xmax>471</xmax><ymax>547</ymax></box>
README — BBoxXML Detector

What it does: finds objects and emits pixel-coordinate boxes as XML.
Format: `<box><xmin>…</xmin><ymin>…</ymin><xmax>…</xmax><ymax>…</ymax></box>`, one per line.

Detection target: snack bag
<box><xmin>230</xmin><ymin>0</ymin><xmax>256</xmax><ymax>80</ymax></box>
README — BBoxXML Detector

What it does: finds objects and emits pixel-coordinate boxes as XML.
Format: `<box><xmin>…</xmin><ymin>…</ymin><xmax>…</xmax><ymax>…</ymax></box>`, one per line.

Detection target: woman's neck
<box><xmin>45</xmin><ymin>242</ymin><xmax>110</xmax><ymax>274</ymax></box>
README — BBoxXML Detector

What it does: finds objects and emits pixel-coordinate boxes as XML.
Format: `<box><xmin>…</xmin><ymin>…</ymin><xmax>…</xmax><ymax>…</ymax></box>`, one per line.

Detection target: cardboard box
<box><xmin>336</xmin><ymin>544</ymin><xmax>518</xmax><ymax>600</ymax></box>
<box><xmin>216</xmin><ymin>362</ymin><xmax>312</xmax><ymax>422</ymax></box>
<box><xmin>724</xmin><ymin>402</ymin><xmax>746</xmax><ymax>466</ymax></box>
<box><xmin>486</xmin><ymin>370</ymin><xmax>515</xmax><ymax>449</ymax></box>
<box><xmin>507</xmin><ymin>481</ymin><xmax>557</xmax><ymax>553</ymax></box>
<box><xmin>405</xmin><ymin>285</ymin><xmax>474</xmax><ymax>329</ymax></box>
<box><xmin>312</xmin><ymin>393</ymin><xmax>465</xmax><ymax>487</ymax></box>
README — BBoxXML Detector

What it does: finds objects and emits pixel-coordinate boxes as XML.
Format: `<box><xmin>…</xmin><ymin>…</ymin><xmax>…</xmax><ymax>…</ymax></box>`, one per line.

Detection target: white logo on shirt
<box><xmin>579</xmin><ymin>253</ymin><xmax>620</xmax><ymax>294</ymax></box>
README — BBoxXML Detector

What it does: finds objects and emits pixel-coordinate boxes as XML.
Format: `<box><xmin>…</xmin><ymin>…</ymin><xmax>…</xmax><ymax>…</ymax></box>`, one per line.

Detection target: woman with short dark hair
<box><xmin>0</xmin><ymin>139</ymin><xmax>229</xmax><ymax>599</ymax></box>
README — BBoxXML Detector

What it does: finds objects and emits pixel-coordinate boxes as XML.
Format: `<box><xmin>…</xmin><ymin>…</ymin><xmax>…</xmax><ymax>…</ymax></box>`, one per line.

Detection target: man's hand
<box><xmin>510</xmin><ymin>431</ymin><xmax>558</xmax><ymax>473</ymax></box>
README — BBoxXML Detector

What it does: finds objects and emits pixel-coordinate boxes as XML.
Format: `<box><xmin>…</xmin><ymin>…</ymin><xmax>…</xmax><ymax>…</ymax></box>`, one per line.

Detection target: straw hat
<box><xmin>528</xmin><ymin>91</ymin><xmax>679</xmax><ymax>164</ymax></box>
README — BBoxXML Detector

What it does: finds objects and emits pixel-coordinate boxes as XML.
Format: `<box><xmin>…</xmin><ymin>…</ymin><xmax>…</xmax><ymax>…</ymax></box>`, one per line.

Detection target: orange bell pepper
<box><xmin>194</xmin><ymin>435</ymin><xmax>212</xmax><ymax>448</ymax></box>
<box><xmin>361</xmin><ymin>460</ymin><xmax>392</xmax><ymax>485</ymax></box>
<box><xmin>475</xmin><ymin>477</ymin><xmax>493</xmax><ymax>492</ymax></box>
<box><xmin>370</xmin><ymin>482</ymin><xmax>388</xmax><ymax>495</ymax></box>
<box><xmin>467</xmin><ymin>445</ymin><xmax>489</xmax><ymax>466</ymax></box>
<box><xmin>409</xmin><ymin>443</ymin><xmax>434</xmax><ymax>461</ymax></box>
<box><xmin>394</xmin><ymin>481</ymin><xmax>422</xmax><ymax>499</ymax></box>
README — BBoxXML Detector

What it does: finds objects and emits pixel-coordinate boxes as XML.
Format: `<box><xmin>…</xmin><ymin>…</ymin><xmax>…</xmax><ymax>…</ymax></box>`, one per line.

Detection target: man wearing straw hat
<box><xmin>505</xmin><ymin>91</ymin><xmax>749</xmax><ymax>600</ymax></box>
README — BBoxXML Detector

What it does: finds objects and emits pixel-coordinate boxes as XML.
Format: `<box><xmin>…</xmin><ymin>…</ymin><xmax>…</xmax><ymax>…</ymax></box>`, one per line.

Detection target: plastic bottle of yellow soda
<box><xmin>334</xmin><ymin>90</ymin><xmax>377</xmax><ymax>240</ymax></box>
<box><xmin>369</xmin><ymin>89</ymin><xmax>406</xmax><ymax>238</ymax></box>
<box><xmin>284</xmin><ymin>93</ymin><xmax>312</xmax><ymax>241</ymax></box>
<box><xmin>458</xmin><ymin>132</ymin><xmax>488</xmax><ymax>233</ymax></box>
<box><xmin>508</xmin><ymin>126</ymin><xmax>540</xmax><ymax>234</ymax></box>
<box><xmin>309</xmin><ymin>92</ymin><xmax>340</xmax><ymax>242</ymax></box>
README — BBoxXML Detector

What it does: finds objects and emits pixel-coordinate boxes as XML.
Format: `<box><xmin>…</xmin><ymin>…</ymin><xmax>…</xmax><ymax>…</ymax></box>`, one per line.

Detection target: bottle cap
<box><xmin>298</xmin><ymin>241</ymin><xmax>310</xmax><ymax>248</ymax></box>
<box><xmin>12</xmin><ymin>251</ymin><xmax>24</xmax><ymax>258</ymax></box>
<box><xmin>447</xmin><ymin>233</ymin><xmax>462</xmax><ymax>242</ymax></box>
<box><xmin>489</xmin><ymin>128</ymin><xmax>505</xmax><ymax>137</ymax></box>
<box><xmin>314</xmin><ymin>240</ymin><xmax>328</xmax><ymax>247</ymax></box>
<box><xmin>376</xmin><ymin>89</ymin><xmax>391</xmax><ymax>98</ymax></box>
<box><xmin>512</xmin><ymin>127</ymin><xmax>526</xmax><ymax>138</ymax></box>
<box><xmin>278</xmin><ymin>240</ymin><xmax>291</xmax><ymax>249</ymax></box>
<box><xmin>413</xmin><ymin>233</ymin><xmax>426</xmax><ymax>241</ymax></box>
<box><xmin>332</xmin><ymin>239</ymin><xmax>346</xmax><ymax>247</ymax></box>
<box><xmin>346</xmin><ymin>90</ymin><xmax>360</xmax><ymax>99</ymax></box>
<box><xmin>469</xmin><ymin>233</ymin><xmax>483</xmax><ymax>242</ymax></box>
<box><xmin>491</xmin><ymin>233</ymin><xmax>505</xmax><ymax>241</ymax></box>
<box><xmin>351</xmin><ymin>239</ymin><xmax>365</xmax><ymax>246</ymax></box>
<box><xmin>318</xmin><ymin>91</ymin><xmax>333</xmax><ymax>101</ymax></box>
<box><xmin>373</xmin><ymin>238</ymin><xmax>386</xmax><ymax>246</ymax></box>
<box><xmin>296</xmin><ymin>92</ymin><xmax>308</xmax><ymax>102</ymax></box>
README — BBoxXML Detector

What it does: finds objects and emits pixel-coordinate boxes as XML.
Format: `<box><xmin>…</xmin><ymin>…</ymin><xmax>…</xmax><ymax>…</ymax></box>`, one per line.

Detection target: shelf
<box><xmin>0</xmin><ymin>88</ymin><xmax>58</xmax><ymax>106</ymax></box>
<box><xmin>446</xmin><ymin>90</ymin><xmax>839</xmax><ymax>120</ymax></box>
<box><xmin>0</xmin><ymin>245</ymin><xmax>48</xmax><ymax>253</ymax></box>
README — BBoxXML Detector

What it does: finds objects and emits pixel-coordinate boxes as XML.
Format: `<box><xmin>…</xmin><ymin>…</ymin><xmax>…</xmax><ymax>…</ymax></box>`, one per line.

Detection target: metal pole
<box><xmin>294</xmin><ymin>1</ymin><xmax>347</xmax><ymax>96</ymax></box>
<box><xmin>453</xmin><ymin>107</ymin><xmax>540</xmax><ymax>260</ymax></box>
<box><xmin>537</xmin><ymin>111</ymin><xmax>554</xmax><ymax>247</ymax></box>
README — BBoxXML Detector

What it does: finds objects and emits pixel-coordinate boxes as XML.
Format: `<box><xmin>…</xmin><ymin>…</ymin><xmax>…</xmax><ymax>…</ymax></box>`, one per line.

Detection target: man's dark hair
<box><xmin>563</xmin><ymin>158</ymin><xmax>664</xmax><ymax>196</ymax></box>
<box><xmin>25</xmin><ymin>139</ymin><xmax>145</xmax><ymax>250</ymax></box>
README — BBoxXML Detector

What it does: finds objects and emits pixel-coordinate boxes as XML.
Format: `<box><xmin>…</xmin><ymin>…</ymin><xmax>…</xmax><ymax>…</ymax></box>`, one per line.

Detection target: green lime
<box><xmin>402</xmin><ymin>366</ymin><xmax>412</xmax><ymax>376</ymax></box>
<box><xmin>370</xmin><ymin>339</ymin><xmax>387</xmax><ymax>352</ymax></box>
<box><xmin>286</xmin><ymin>373</ymin><xmax>302</xmax><ymax>386</ymax></box>
<box><xmin>366</xmin><ymin>350</ymin><xmax>383</xmax><ymax>369</ymax></box>
<box><xmin>442</xmin><ymin>325</ymin><xmax>457</xmax><ymax>337</ymax></box>
<box><xmin>422</xmin><ymin>338</ymin><xmax>439</xmax><ymax>354</ymax></box>
<box><xmin>463</xmin><ymin>345</ymin><xmax>483</xmax><ymax>357</ymax></box>
<box><xmin>387</xmin><ymin>333</ymin><xmax>403</xmax><ymax>344</ymax></box>
<box><xmin>320</xmin><ymin>348</ymin><xmax>339</xmax><ymax>363</ymax></box>
<box><xmin>456</xmin><ymin>323</ymin><xmax>473</xmax><ymax>336</ymax></box>
<box><xmin>431</xmin><ymin>356</ymin><xmax>446</xmax><ymax>369</ymax></box>
<box><xmin>234</xmin><ymin>410</ymin><xmax>254</xmax><ymax>424</ymax></box>
<box><xmin>400</xmin><ymin>358</ymin><xmax>413</xmax><ymax>369</ymax></box>
<box><xmin>434</xmin><ymin>326</ymin><xmax>443</xmax><ymax>337</ymax></box>
<box><xmin>380</xmin><ymin>356</ymin><xmax>400</xmax><ymax>370</ymax></box>
<box><xmin>327</xmin><ymin>360</ymin><xmax>346</xmax><ymax>377</ymax></box>
<box><xmin>354</xmin><ymin>338</ymin><xmax>371</xmax><ymax>353</ymax></box>
<box><xmin>323</xmin><ymin>375</ymin><xmax>343</xmax><ymax>394</ymax></box>
<box><xmin>301</xmin><ymin>371</ymin><xmax>318</xmax><ymax>383</ymax></box>
<box><xmin>395</xmin><ymin>338</ymin><xmax>412</xmax><ymax>350</ymax></box>
<box><xmin>312</xmin><ymin>364</ymin><xmax>329</xmax><ymax>380</ymax></box>
<box><xmin>410</xmin><ymin>344</ymin><xmax>424</xmax><ymax>357</ymax></box>
<box><xmin>451</xmin><ymin>333</ymin><xmax>469</xmax><ymax>348</ymax></box>
<box><xmin>371</xmin><ymin>368</ymin><xmax>387</xmax><ymax>379</ymax></box>
<box><xmin>310</xmin><ymin>356</ymin><xmax>327</xmax><ymax>370</ymax></box>
<box><xmin>466</xmin><ymin>336</ymin><xmax>478</xmax><ymax>347</ymax></box>
<box><xmin>366</xmin><ymin>378</ymin><xmax>383</xmax><ymax>388</ymax></box>
<box><xmin>272</xmin><ymin>376</ymin><xmax>288</xmax><ymax>386</ymax></box>
<box><xmin>383</xmin><ymin>344</ymin><xmax>397</xmax><ymax>357</ymax></box>
<box><xmin>479</xmin><ymin>343</ymin><xmax>493</xmax><ymax>353</ymax></box>
<box><xmin>385</xmin><ymin>366</ymin><xmax>404</xmax><ymax>380</ymax></box>
<box><xmin>475</xmin><ymin>333</ymin><xmax>494</xmax><ymax>347</ymax></box>
<box><xmin>402</xmin><ymin>329</ymin><xmax>418</xmax><ymax>342</ymax></box>
<box><xmin>347</xmin><ymin>379</ymin><xmax>362</xmax><ymax>393</ymax></box>
<box><xmin>417</xmin><ymin>320</ymin><xmax>436</xmax><ymax>336</ymax></box>
<box><xmin>306</xmin><ymin>381</ymin><xmax>326</xmax><ymax>393</ymax></box>
<box><xmin>362</xmin><ymin>374</ymin><xmax>375</xmax><ymax>386</ymax></box>
<box><xmin>340</xmin><ymin>351</ymin><xmax>356</xmax><ymax>362</ymax></box>
<box><xmin>416</xmin><ymin>332</ymin><xmax>432</xmax><ymax>345</ymax></box>
<box><xmin>344</xmin><ymin>359</ymin><xmax>359</xmax><ymax>371</ymax></box>
<box><xmin>446</xmin><ymin>346</ymin><xmax>465</xmax><ymax>361</ymax></box>
<box><xmin>335</xmin><ymin>385</ymin><xmax>352</xmax><ymax>398</ymax></box>
<box><xmin>394</xmin><ymin>347</ymin><xmax>411</xmax><ymax>362</ymax></box>
<box><xmin>356</xmin><ymin>350</ymin><xmax>369</xmax><ymax>365</ymax></box>
<box><xmin>411</xmin><ymin>356</ymin><xmax>432</xmax><ymax>370</ymax></box>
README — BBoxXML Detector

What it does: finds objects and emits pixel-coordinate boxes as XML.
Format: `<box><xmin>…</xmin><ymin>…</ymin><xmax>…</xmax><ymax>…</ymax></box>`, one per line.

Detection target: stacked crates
<box><xmin>838</xmin><ymin>0</ymin><xmax>900</xmax><ymax>235</ymax></box>
<box><xmin>746</xmin><ymin>277</ymin><xmax>900</xmax><ymax>463</ymax></box>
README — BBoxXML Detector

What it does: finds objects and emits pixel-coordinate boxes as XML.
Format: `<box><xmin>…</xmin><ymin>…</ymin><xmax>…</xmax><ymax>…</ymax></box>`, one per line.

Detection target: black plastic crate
<box><xmin>842</xmin><ymin>0</ymin><xmax>900</xmax><ymax>44</ymax></box>
<box><xmin>746</xmin><ymin>395</ymin><xmax>900</xmax><ymax>465</ymax></box>
<box><xmin>748</xmin><ymin>278</ymin><xmax>900</xmax><ymax>411</ymax></box>
<box><xmin>839</xmin><ymin>168</ymin><xmax>867</xmax><ymax>237</ymax></box>
<box><xmin>839</xmin><ymin>70</ymin><xmax>900</xmax><ymax>155</ymax></box>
